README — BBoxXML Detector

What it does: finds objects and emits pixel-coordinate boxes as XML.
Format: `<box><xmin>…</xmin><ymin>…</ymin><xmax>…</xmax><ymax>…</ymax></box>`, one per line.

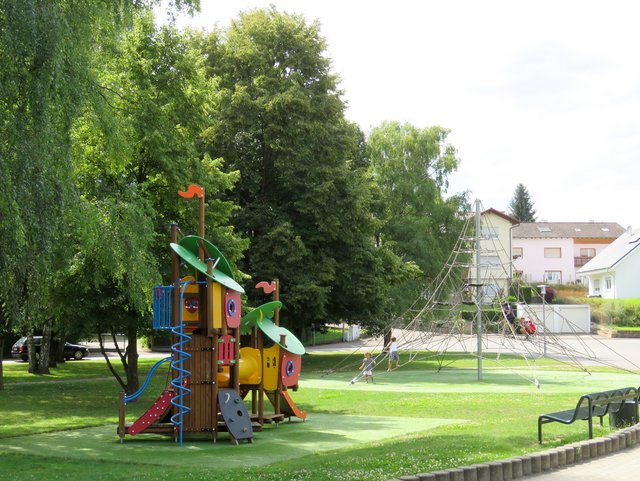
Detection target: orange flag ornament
<box><xmin>178</xmin><ymin>184</ymin><xmax>204</xmax><ymax>199</ymax></box>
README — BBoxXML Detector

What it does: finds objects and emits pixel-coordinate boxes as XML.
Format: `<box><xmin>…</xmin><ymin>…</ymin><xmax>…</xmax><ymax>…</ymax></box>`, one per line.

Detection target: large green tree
<box><xmin>366</xmin><ymin>121</ymin><xmax>468</xmax><ymax>311</ymax></box>
<box><xmin>66</xmin><ymin>12</ymin><xmax>243</xmax><ymax>393</ymax></box>
<box><xmin>0</xmin><ymin>0</ymin><xmax>105</xmax><ymax>374</ymax></box>
<box><xmin>508</xmin><ymin>183</ymin><xmax>537</xmax><ymax>222</ymax></box>
<box><xmin>366</xmin><ymin>121</ymin><xmax>467</xmax><ymax>271</ymax></box>
<box><xmin>0</xmin><ymin>0</ymin><xmax>200</xmax><ymax>383</ymax></box>
<box><xmin>198</xmin><ymin>8</ymin><xmax>410</xmax><ymax>335</ymax></box>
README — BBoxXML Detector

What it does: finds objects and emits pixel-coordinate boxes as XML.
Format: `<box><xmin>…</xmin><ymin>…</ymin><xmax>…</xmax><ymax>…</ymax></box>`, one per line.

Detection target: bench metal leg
<box><xmin>538</xmin><ymin>420</ymin><xmax>543</xmax><ymax>444</ymax></box>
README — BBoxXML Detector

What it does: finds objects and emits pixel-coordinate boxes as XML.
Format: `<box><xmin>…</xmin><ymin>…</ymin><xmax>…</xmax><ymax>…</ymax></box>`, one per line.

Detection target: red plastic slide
<box><xmin>128</xmin><ymin>390</ymin><xmax>174</xmax><ymax>435</ymax></box>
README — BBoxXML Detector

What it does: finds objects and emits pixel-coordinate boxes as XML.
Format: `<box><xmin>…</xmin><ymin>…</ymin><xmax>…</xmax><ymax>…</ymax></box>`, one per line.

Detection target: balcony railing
<box><xmin>574</xmin><ymin>256</ymin><xmax>593</xmax><ymax>268</ymax></box>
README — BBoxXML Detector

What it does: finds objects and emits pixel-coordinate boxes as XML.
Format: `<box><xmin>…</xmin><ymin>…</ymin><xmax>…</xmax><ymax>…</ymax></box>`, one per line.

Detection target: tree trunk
<box><xmin>0</xmin><ymin>337</ymin><xmax>4</xmax><ymax>391</ymax></box>
<box><xmin>125</xmin><ymin>325</ymin><xmax>139</xmax><ymax>394</ymax></box>
<box><xmin>37</xmin><ymin>322</ymin><xmax>52</xmax><ymax>374</ymax></box>
<box><xmin>27</xmin><ymin>335</ymin><xmax>38</xmax><ymax>374</ymax></box>
<box><xmin>52</xmin><ymin>337</ymin><xmax>65</xmax><ymax>364</ymax></box>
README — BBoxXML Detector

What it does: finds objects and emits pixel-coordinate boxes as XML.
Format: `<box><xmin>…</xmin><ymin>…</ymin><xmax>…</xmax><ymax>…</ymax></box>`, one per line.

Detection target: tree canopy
<box><xmin>197</xmin><ymin>8</ymin><xmax>415</xmax><ymax>336</ymax></box>
<box><xmin>508</xmin><ymin>183</ymin><xmax>537</xmax><ymax>222</ymax></box>
<box><xmin>1</xmin><ymin>3</ymin><xmax>467</xmax><ymax>385</ymax></box>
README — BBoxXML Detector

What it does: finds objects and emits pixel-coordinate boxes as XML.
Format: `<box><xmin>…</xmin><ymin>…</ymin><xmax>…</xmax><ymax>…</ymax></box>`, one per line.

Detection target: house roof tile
<box><xmin>512</xmin><ymin>222</ymin><xmax>625</xmax><ymax>239</ymax></box>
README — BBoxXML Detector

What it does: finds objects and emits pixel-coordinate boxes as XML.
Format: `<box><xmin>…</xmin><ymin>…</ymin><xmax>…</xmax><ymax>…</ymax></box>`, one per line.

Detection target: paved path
<box><xmin>526</xmin><ymin>443</ymin><xmax>640</xmax><ymax>481</ymax></box>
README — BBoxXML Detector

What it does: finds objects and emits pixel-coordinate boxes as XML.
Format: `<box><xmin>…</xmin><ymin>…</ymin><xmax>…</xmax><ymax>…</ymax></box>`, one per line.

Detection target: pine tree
<box><xmin>508</xmin><ymin>183</ymin><xmax>537</xmax><ymax>222</ymax></box>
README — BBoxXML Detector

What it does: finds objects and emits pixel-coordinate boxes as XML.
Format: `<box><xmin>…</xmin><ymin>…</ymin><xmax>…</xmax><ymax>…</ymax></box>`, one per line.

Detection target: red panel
<box><xmin>225</xmin><ymin>290</ymin><xmax>242</xmax><ymax>328</ymax></box>
<box><xmin>218</xmin><ymin>334</ymin><xmax>235</xmax><ymax>365</ymax></box>
<box><xmin>280</xmin><ymin>352</ymin><xmax>301</xmax><ymax>387</ymax></box>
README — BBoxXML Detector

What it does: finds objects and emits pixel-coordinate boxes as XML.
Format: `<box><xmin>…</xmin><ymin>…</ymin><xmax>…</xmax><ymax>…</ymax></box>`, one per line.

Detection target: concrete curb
<box><xmin>388</xmin><ymin>423</ymin><xmax>640</xmax><ymax>481</ymax></box>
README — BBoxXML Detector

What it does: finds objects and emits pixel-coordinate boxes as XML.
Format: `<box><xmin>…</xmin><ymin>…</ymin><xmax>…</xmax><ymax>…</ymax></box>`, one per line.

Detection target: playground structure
<box><xmin>343</xmin><ymin>200</ymin><xmax>640</xmax><ymax>386</ymax></box>
<box><xmin>118</xmin><ymin>185</ymin><xmax>307</xmax><ymax>445</ymax></box>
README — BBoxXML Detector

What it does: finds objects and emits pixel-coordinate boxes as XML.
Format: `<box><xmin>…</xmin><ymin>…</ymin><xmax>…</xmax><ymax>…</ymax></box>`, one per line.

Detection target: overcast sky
<box><xmin>164</xmin><ymin>0</ymin><xmax>639</xmax><ymax>228</ymax></box>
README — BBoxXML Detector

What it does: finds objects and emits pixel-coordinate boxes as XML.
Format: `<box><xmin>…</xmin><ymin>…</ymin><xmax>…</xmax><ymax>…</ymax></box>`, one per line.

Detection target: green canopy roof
<box><xmin>241</xmin><ymin>301</ymin><xmax>305</xmax><ymax>355</ymax></box>
<box><xmin>170</xmin><ymin>242</ymin><xmax>244</xmax><ymax>293</ymax></box>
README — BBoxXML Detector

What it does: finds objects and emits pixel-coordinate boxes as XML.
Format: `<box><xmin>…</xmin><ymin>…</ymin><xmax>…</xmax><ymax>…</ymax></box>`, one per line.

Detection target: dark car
<box><xmin>10</xmin><ymin>336</ymin><xmax>89</xmax><ymax>361</ymax></box>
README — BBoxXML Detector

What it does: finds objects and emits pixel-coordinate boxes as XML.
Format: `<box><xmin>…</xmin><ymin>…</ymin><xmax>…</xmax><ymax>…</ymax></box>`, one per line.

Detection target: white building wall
<box><xmin>614</xmin><ymin>256</ymin><xmax>640</xmax><ymax>298</ymax></box>
<box><xmin>512</xmin><ymin>238</ymin><xmax>576</xmax><ymax>284</ymax></box>
<box><xmin>583</xmin><ymin>255</ymin><xmax>640</xmax><ymax>299</ymax></box>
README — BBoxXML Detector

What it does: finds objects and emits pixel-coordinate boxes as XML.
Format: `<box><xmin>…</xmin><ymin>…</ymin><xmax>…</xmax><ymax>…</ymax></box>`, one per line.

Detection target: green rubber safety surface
<box><xmin>0</xmin><ymin>413</ymin><xmax>463</xmax><ymax>470</ymax></box>
<box><xmin>303</xmin><ymin>367</ymin><xmax>640</xmax><ymax>394</ymax></box>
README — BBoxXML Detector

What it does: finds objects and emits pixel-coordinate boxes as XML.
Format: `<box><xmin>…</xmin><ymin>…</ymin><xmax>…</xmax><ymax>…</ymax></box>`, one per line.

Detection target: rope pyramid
<box><xmin>342</xmin><ymin>202</ymin><xmax>640</xmax><ymax>387</ymax></box>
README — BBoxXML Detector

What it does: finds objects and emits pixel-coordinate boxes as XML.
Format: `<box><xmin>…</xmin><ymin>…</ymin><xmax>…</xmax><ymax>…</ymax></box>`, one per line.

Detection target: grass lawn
<box><xmin>1</xmin><ymin>352</ymin><xmax>639</xmax><ymax>481</ymax></box>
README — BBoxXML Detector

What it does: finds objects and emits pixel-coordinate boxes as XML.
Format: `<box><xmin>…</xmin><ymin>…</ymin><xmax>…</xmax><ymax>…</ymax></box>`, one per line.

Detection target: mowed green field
<box><xmin>1</xmin><ymin>351</ymin><xmax>639</xmax><ymax>481</ymax></box>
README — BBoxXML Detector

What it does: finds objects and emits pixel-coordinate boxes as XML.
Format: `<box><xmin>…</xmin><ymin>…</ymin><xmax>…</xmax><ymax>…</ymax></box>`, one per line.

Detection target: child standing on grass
<box><xmin>358</xmin><ymin>352</ymin><xmax>375</xmax><ymax>383</ymax></box>
<box><xmin>385</xmin><ymin>336</ymin><xmax>400</xmax><ymax>371</ymax></box>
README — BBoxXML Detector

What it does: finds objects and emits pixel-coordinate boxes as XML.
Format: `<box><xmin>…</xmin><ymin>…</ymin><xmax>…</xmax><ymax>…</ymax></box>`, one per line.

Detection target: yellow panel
<box><xmin>180</xmin><ymin>276</ymin><xmax>200</xmax><ymax>323</ymax></box>
<box><xmin>262</xmin><ymin>345</ymin><xmax>280</xmax><ymax>391</ymax></box>
<box><xmin>211</xmin><ymin>282</ymin><xmax>223</xmax><ymax>329</ymax></box>
<box><xmin>218</xmin><ymin>366</ymin><xmax>230</xmax><ymax>388</ymax></box>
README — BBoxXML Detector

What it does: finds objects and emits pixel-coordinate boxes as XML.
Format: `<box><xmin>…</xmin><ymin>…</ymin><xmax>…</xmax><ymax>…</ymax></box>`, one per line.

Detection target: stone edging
<box><xmin>388</xmin><ymin>423</ymin><xmax>640</xmax><ymax>481</ymax></box>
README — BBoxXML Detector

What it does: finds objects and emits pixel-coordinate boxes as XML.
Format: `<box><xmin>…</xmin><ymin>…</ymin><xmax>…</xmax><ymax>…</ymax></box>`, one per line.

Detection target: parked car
<box><xmin>10</xmin><ymin>336</ymin><xmax>89</xmax><ymax>361</ymax></box>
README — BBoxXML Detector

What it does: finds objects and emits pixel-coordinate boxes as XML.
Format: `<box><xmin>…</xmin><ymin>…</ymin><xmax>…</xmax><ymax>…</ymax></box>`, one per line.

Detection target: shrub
<box><xmin>590</xmin><ymin>300</ymin><xmax>640</xmax><ymax>327</ymax></box>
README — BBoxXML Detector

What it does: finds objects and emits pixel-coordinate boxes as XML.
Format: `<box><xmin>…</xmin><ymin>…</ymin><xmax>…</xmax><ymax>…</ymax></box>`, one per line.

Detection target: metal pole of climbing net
<box><xmin>475</xmin><ymin>199</ymin><xmax>483</xmax><ymax>381</ymax></box>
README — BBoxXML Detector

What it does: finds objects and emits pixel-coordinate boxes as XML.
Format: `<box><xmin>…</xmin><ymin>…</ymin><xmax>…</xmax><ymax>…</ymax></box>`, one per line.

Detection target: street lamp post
<box><xmin>537</xmin><ymin>284</ymin><xmax>547</xmax><ymax>356</ymax></box>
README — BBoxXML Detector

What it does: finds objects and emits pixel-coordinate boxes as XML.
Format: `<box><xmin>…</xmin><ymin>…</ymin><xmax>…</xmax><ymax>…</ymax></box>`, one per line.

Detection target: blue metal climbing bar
<box><xmin>152</xmin><ymin>285</ymin><xmax>174</xmax><ymax>330</ymax></box>
<box><xmin>170</xmin><ymin>280</ymin><xmax>192</xmax><ymax>447</ymax></box>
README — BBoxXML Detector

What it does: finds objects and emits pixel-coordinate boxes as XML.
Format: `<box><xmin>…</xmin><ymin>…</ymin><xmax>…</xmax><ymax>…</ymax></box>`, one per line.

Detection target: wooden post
<box><xmin>206</xmin><ymin>258</ymin><xmax>219</xmax><ymax>442</ymax></box>
<box><xmin>118</xmin><ymin>391</ymin><xmax>126</xmax><ymax>443</ymax></box>
<box><xmin>274</xmin><ymin>278</ymin><xmax>280</xmax><ymax>325</ymax></box>
<box><xmin>233</xmin><ymin>325</ymin><xmax>240</xmax><ymax>392</ymax></box>
<box><xmin>258</xmin><ymin>331</ymin><xmax>264</xmax><ymax>424</ymax></box>
<box><xmin>275</xmin><ymin>333</ymin><xmax>287</xmax><ymax>416</ymax></box>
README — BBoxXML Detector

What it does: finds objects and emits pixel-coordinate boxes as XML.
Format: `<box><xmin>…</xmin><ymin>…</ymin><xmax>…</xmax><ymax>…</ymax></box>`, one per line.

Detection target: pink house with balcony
<box><xmin>511</xmin><ymin>222</ymin><xmax>625</xmax><ymax>285</ymax></box>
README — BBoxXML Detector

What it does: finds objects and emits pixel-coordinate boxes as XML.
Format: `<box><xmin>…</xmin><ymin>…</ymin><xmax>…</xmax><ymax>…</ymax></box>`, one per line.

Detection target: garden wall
<box><xmin>517</xmin><ymin>304</ymin><xmax>590</xmax><ymax>333</ymax></box>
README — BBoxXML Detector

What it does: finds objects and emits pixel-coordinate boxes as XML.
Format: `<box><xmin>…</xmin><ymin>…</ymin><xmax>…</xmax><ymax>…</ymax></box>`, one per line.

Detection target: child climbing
<box><xmin>519</xmin><ymin>316</ymin><xmax>537</xmax><ymax>338</ymax></box>
<box><xmin>357</xmin><ymin>352</ymin><xmax>375</xmax><ymax>383</ymax></box>
<box><xmin>501</xmin><ymin>302</ymin><xmax>517</xmax><ymax>337</ymax></box>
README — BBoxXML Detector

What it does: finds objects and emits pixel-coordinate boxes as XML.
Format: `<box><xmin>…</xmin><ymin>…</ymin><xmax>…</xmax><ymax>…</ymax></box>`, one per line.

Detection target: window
<box><xmin>580</xmin><ymin>248</ymin><xmax>596</xmax><ymax>258</ymax></box>
<box><xmin>481</xmin><ymin>226</ymin><xmax>499</xmax><ymax>239</ymax></box>
<box><xmin>512</xmin><ymin>247</ymin><xmax>523</xmax><ymax>259</ymax></box>
<box><xmin>482</xmin><ymin>284</ymin><xmax>501</xmax><ymax>302</ymax></box>
<box><xmin>480</xmin><ymin>255</ymin><xmax>501</xmax><ymax>266</ymax></box>
<box><xmin>544</xmin><ymin>247</ymin><xmax>561</xmax><ymax>258</ymax></box>
<box><xmin>544</xmin><ymin>271</ymin><xmax>562</xmax><ymax>284</ymax></box>
<box><xmin>605</xmin><ymin>277</ymin><xmax>612</xmax><ymax>290</ymax></box>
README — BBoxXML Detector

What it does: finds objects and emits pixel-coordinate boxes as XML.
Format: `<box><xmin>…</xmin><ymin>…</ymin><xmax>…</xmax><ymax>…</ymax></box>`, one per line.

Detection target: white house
<box><xmin>512</xmin><ymin>222</ymin><xmax>624</xmax><ymax>285</ymax></box>
<box><xmin>577</xmin><ymin>227</ymin><xmax>640</xmax><ymax>299</ymax></box>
